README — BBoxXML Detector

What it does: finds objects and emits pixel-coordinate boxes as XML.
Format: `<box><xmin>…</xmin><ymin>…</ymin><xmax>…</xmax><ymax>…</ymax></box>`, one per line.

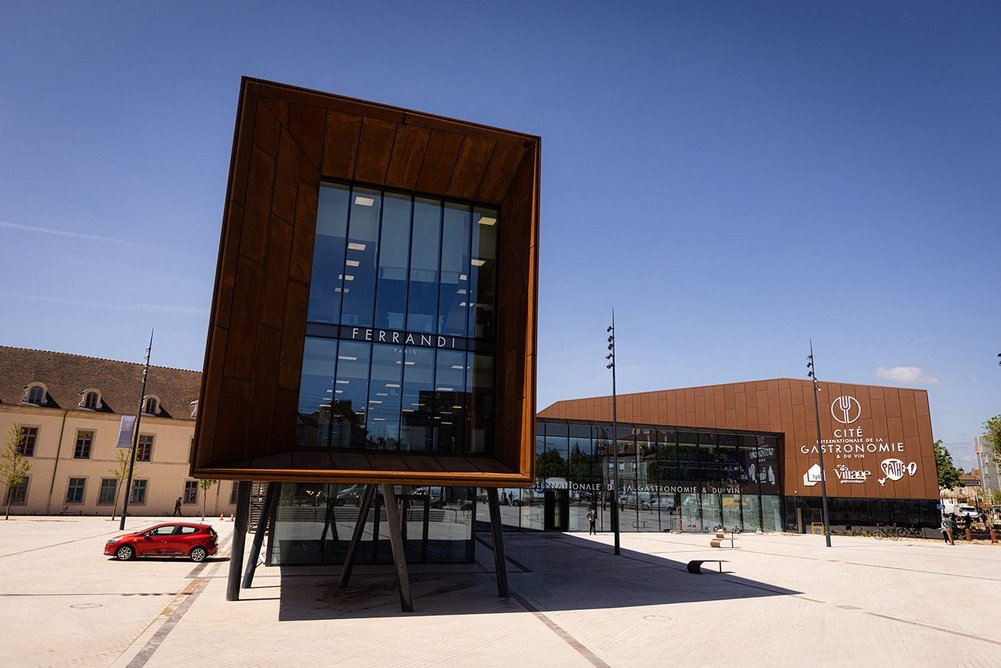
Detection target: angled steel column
<box><xmin>226</xmin><ymin>480</ymin><xmax>251</xmax><ymax>601</ymax></box>
<box><xmin>421</xmin><ymin>495</ymin><xmax>431</xmax><ymax>562</ymax></box>
<box><xmin>242</xmin><ymin>482</ymin><xmax>279</xmax><ymax>589</ymax></box>
<box><xmin>322</xmin><ymin>484</ymin><xmax>341</xmax><ymax>543</ymax></box>
<box><xmin>382</xmin><ymin>484</ymin><xmax>414</xmax><ymax>612</ymax></box>
<box><xmin>371</xmin><ymin>492</ymin><xmax>383</xmax><ymax>562</ymax></box>
<box><xmin>486</xmin><ymin>488</ymin><xmax>509</xmax><ymax>598</ymax></box>
<box><xmin>338</xmin><ymin>484</ymin><xmax>376</xmax><ymax>589</ymax></box>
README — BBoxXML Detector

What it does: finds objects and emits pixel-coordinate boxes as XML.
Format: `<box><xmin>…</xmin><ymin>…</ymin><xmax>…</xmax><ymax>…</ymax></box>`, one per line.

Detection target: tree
<box><xmin>535</xmin><ymin>449</ymin><xmax>567</xmax><ymax>481</ymax></box>
<box><xmin>983</xmin><ymin>415</ymin><xmax>1001</xmax><ymax>462</ymax></box>
<box><xmin>1</xmin><ymin>424</ymin><xmax>32</xmax><ymax>520</ymax></box>
<box><xmin>108</xmin><ymin>449</ymin><xmax>131</xmax><ymax>520</ymax></box>
<box><xmin>199</xmin><ymin>479</ymin><xmax>218</xmax><ymax>520</ymax></box>
<box><xmin>933</xmin><ymin>440</ymin><xmax>963</xmax><ymax>491</ymax></box>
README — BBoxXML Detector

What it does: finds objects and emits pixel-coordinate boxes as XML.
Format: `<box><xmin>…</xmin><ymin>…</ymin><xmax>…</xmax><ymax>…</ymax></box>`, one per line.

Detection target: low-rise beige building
<box><xmin>0</xmin><ymin>346</ymin><xmax>237</xmax><ymax>518</ymax></box>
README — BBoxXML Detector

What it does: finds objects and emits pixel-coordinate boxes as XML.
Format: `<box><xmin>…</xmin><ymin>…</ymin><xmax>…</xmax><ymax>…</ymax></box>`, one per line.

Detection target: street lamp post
<box><xmin>606</xmin><ymin>311</ymin><xmax>621</xmax><ymax>556</ymax></box>
<box><xmin>807</xmin><ymin>340</ymin><xmax>832</xmax><ymax>547</ymax></box>
<box><xmin>119</xmin><ymin>331</ymin><xmax>153</xmax><ymax>531</ymax></box>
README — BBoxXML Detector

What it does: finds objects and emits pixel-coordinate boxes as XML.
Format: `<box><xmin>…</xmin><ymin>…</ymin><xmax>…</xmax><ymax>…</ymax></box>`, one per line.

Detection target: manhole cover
<box><xmin>643</xmin><ymin>614</ymin><xmax>672</xmax><ymax>622</ymax></box>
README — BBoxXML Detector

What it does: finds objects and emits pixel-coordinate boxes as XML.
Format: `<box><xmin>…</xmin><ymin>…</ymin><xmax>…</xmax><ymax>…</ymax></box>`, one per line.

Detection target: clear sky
<box><xmin>1</xmin><ymin>1</ymin><xmax>998</xmax><ymax>470</ymax></box>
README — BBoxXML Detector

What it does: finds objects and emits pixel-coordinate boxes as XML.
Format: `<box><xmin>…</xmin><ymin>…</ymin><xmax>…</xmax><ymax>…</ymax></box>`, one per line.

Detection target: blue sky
<box><xmin>1</xmin><ymin>1</ymin><xmax>998</xmax><ymax>469</ymax></box>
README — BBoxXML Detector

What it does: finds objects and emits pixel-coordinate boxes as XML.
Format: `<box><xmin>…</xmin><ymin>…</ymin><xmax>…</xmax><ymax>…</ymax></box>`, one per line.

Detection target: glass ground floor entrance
<box><xmin>500</xmin><ymin>418</ymin><xmax>786</xmax><ymax>533</ymax></box>
<box><xmin>478</xmin><ymin>485</ymin><xmax>783</xmax><ymax>533</ymax></box>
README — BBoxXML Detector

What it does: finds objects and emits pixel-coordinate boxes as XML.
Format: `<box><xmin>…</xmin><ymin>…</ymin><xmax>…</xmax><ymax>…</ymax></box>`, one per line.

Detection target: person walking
<box><xmin>173</xmin><ymin>496</ymin><xmax>182</xmax><ymax>517</ymax></box>
<box><xmin>944</xmin><ymin>514</ymin><xmax>956</xmax><ymax>545</ymax></box>
<box><xmin>587</xmin><ymin>506</ymin><xmax>597</xmax><ymax>535</ymax></box>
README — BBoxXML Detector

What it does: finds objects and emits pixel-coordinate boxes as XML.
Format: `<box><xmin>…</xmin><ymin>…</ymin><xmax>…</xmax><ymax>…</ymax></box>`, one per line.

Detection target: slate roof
<box><xmin>0</xmin><ymin>346</ymin><xmax>201</xmax><ymax>420</ymax></box>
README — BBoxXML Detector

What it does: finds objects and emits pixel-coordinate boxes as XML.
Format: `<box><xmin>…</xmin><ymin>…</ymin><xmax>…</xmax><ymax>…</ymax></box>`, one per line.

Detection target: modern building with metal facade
<box><xmin>188</xmin><ymin>79</ymin><xmax>540</xmax><ymax>604</ymax></box>
<box><xmin>191</xmin><ymin>78</ymin><xmax>540</xmax><ymax>489</ymax></box>
<box><xmin>526</xmin><ymin>379</ymin><xmax>941</xmax><ymax>533</ymax></box>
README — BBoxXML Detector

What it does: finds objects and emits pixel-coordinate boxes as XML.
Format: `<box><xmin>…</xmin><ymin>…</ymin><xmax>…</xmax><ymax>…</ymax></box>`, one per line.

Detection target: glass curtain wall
<box><xmin>269</xmin><ymin>482</ymin><xmax>476</xmax><ymax>566</ymax></box>
<box><xmin>488</xmin><ymin>419</ymin><xmax>782</xmax><ymax>533</ymax></box>
<box><xmin>296</xmin><ymin>182</ymin><xmax>498</xmax><ymax>455</ymax></box>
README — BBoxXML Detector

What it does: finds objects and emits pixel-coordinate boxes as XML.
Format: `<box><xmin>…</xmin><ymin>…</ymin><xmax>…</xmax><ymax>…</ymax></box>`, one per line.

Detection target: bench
<box><xmin>687</xmin><ymin>559</ymin><xmax>728</xmax><ymax>574</ymax></box>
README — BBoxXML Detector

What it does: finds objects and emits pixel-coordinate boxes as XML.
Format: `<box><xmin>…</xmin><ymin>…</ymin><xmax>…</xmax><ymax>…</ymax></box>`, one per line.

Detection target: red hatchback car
<box><xmin>104</xmin><ymin>522</ymin><xmax>218</xmax><ymax>562</ymax></box>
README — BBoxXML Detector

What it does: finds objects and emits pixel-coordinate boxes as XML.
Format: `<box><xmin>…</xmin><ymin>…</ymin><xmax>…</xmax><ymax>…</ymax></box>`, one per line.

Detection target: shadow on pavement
<box><xmin>275</xmin><ymin>531</ymin><xmax>799</xmax><ymax>621</ymax></box>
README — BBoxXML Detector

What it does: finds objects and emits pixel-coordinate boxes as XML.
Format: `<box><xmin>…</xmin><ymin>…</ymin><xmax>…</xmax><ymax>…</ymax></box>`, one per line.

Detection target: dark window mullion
<box><xmin>364</xmin><ymin>189</ymin><xmax>387</xmax><ymax>443</ymax></box>
<box><xmin>401</xmin><ymin>194</ymin><xmax>416</xmax><ymax>333</ymax></box>
<box><xmin>431</xmin><ymin>203</ymin><xmax>445</xmax><ymax>451</ymax></box>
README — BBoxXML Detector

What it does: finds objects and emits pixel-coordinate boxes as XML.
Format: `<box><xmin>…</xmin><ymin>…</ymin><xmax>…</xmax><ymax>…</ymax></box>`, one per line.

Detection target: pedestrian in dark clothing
<box><xmin>173</xmin><ymin>497</ymin><xmax>182</xmax><ymax>517</ymax></box>
<box><xmin>587</xmin><ymin>507</ymin><xmax>597</xmax><ymax>535</ymax></box>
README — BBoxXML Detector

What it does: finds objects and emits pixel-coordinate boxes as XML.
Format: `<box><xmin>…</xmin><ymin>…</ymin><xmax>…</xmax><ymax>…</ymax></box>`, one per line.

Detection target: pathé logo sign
<box><xmin>878</xmin><ymin>458</ymin><xmax>918</xmax><ymax>486</ymax></box>
<box><xmin>831</xmin><ymin>395</ymin><xmax>861</xmax><ymax>424</ymax></box>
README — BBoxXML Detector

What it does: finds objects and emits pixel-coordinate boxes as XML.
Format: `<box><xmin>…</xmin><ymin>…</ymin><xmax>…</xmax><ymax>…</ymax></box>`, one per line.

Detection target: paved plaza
<box><xmin>1</xmin><ymin>516</ymin><xmax>999</xmax><ymax>667</ymax></box>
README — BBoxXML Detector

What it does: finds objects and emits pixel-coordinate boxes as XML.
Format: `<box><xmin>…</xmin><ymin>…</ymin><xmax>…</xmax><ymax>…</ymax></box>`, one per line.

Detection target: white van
<box><xmin>943</xmin><ymin>501</ymin><xmax>980</xmax><ymax>518</ymax></box>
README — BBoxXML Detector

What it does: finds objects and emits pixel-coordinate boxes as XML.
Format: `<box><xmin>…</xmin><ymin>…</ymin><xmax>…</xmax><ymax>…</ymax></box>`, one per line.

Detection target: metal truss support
<box><xmin>242</xmin><ymin>482</ymin><xmax>279</xmax><ymax>589</ymax></box>
<box><xmin>337</xmin><ymin>485</ymin><xmax>376</xmax><ymax>589</ymax></box>
<box><xmin>486</xmin><ymin>488</ymin><xmax>509</xmax><ymax>598</ymax></box>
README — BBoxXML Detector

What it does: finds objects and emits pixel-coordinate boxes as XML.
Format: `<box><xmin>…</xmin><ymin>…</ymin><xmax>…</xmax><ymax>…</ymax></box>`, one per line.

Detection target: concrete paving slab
<box><xmin>2</xmin><ymin>518</ymin><xmax>1000</xmax><ymax>667</ymax></box>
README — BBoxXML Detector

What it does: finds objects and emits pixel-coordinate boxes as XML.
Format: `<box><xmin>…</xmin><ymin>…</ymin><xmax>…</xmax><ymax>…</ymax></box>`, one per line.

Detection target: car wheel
<box><xmin>115</xmin><ymin>545</ymin><xmax>135</xmax><ymax>561</ymax></box>
<box><xmin>189</xmin><ymin>546</ymin><xmax>208</xmax><ymax>562</ymax></box>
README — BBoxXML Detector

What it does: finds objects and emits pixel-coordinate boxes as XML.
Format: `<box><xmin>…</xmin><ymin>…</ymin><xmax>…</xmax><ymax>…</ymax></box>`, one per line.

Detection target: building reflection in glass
<box><xmin>295</xmin><ymin>182</ymin><xmax>498</xmax><ymax>455</ymax></box>
<box><xmin>478</xmin><ymin>418</ymin><xmax>785</xmax><ymax>534</ymax></box>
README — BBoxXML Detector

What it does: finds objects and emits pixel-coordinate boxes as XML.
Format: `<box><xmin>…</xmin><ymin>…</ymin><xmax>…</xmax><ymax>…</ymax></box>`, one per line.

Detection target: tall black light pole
<box><xmin>119</xmin><ymin>330</ymin><xmax>154</xmax><ymax>531</ymax></box>
<box><xmin>606</xmin><ymin>311</ymin><xmax>621</xmax><ymax>556</ymax></box>
<box><xmin>806</xmin><ymin>340</ymin><xmax>832</xmax><ymax>547</ymax></box>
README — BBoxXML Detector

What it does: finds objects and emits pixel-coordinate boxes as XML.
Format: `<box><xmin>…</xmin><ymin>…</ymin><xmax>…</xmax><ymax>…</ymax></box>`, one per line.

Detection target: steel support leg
<box><xmin>371</xmin><ymin>493</ymin><xmax>382</xmax><ymax>563</ymax></box>
<box><xmin>382</xmin><ymin>484</ymin><xmax>414</xmax><ymax>612</ymax></box>
<box><xmin>242</xmin><ymin>482</ymin><xmax>279</xmax><ymax>589</ymax></box>
<box><xmin>226</xmin><ymin>480</ymin><xmax>251</xmax><ymax>601</ymax></box>
<box><xmin>338</xmin><ymin>485</ymin><xmax>376</xmax><ymax>589</ymax></box>
<box><xmin>322</xmin><ymin>484</ymin><xmax>341</xmax><ymax>543</ymax></box>
<box><xmin>486</xmin><ymin>488</ymin><xmax>509</xmax><ymax>598</ymax></box>
<box><xmin>421</xmin><ymin>496</ymin><xmax>430</xmax><ymax>562</ymax></box>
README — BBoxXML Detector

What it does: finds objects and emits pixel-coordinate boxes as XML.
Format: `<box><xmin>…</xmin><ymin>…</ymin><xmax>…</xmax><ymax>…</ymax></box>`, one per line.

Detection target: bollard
<box><xmin>991</xmin><ymin>528</ymin><xmax>997</xmax><ymax>544</ymax></box>
<box><xmin>965</xmin><ymin>527</ymin><xmax>972</xmax><ymax>542</ymax></box>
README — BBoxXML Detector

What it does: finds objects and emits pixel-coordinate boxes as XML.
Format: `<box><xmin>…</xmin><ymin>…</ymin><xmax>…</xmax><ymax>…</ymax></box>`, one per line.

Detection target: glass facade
<box><xmin>296</xmin><ymin>182</ymin><xmax>498</xmax><ymax>455</ymax></box>
<box><xmin>266</xmin><ymin>483</ymin><xmax>476</xmax><ymax>566</ymax></box>
<box><xmin>477</xmin><ymin>418</ymin><xmax>784</xmax><ymax>533</ymax></box>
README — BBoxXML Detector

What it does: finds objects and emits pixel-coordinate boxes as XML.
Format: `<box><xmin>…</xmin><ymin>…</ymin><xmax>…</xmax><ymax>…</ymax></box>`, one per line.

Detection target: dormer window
<box><xmin>143</xmin><ymin>396</ymin><xmax>160</xmax><ymax>416</ymax></box>
<box><xmin>189</xmin><ymin>400</ymin><xmax>199</xmax><ymax>418</ymax></box>
<box><xmin>23</xmin><ymin>384</ymin><xmax>46</xmax><ymax>405</ymax></box>
<box><xmin>80</xmin><ymin>390</ymin><xmax>101</xmax><ymax>410</ymax></box>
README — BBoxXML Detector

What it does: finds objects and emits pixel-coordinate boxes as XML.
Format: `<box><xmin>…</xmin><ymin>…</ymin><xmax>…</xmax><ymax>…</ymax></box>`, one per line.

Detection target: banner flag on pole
<box><xmin>116</xmin><ymin>415</ymin><xmax>136</xmax><ymax>448</ymax></box>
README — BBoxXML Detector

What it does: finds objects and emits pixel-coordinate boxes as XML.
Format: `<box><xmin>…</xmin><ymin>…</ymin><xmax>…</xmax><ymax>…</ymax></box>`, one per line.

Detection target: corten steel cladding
<box><xmin>538</xmin><ymin>379</ymin><xmax>938</xmax><ymax>501</ymax></box>
<box><xmin>192</xmin><ymin>78</ymin><xmax>540</xmax><ymax>486</ymax></box>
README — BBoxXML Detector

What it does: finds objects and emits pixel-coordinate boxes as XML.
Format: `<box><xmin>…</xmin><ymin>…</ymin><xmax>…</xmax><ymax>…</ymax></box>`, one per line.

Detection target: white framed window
<box><xmin>74</xmin><ymin>430</ymin><xmax>94</xmax><ymax>459</ymax></box>
<box><xmin>129</xmin><ymin>479</ymin><xmax>148</xmax><ymax>505</ymax></box>
<box><xmin>183</xmin><ymin>480</ymin><xmax>198</xmax><ymax>504</ymax></box>
<box><xmin>143</xmin><ymin>395</ymin><xmax>160</xmax><ymax>416</ymax></box>
<box><xmin>17</xmin><ymin>426</ymin><xmax>39</xmax><ymax>457</ymax></box>
<box><xmin>136</xmin><ymin>434</ymin><xmax>154</xmax><ymax>462</ymax></box>
<box><xmin>5</xmin><ymin>476</ymin><xmax>29</xmax><ymax>505</ymax></box>
<box><xmin>23</xmin><ymin>384</ymin><xmax>46</xmax><ymax>405</ymax></box>
<box><xmin>80</xmin><ymin>389</ymin><xmax>102</xmax><ymax>410</ymax></box>
<box><xmin>66</xmin><ymin>477</ymin><xmax>86</xmax><ymax>504</ymax></box>
<box><xmin>97</xmin><ymin>479</ymin><xmax>117</xmax><ymax>505</ymax></box>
